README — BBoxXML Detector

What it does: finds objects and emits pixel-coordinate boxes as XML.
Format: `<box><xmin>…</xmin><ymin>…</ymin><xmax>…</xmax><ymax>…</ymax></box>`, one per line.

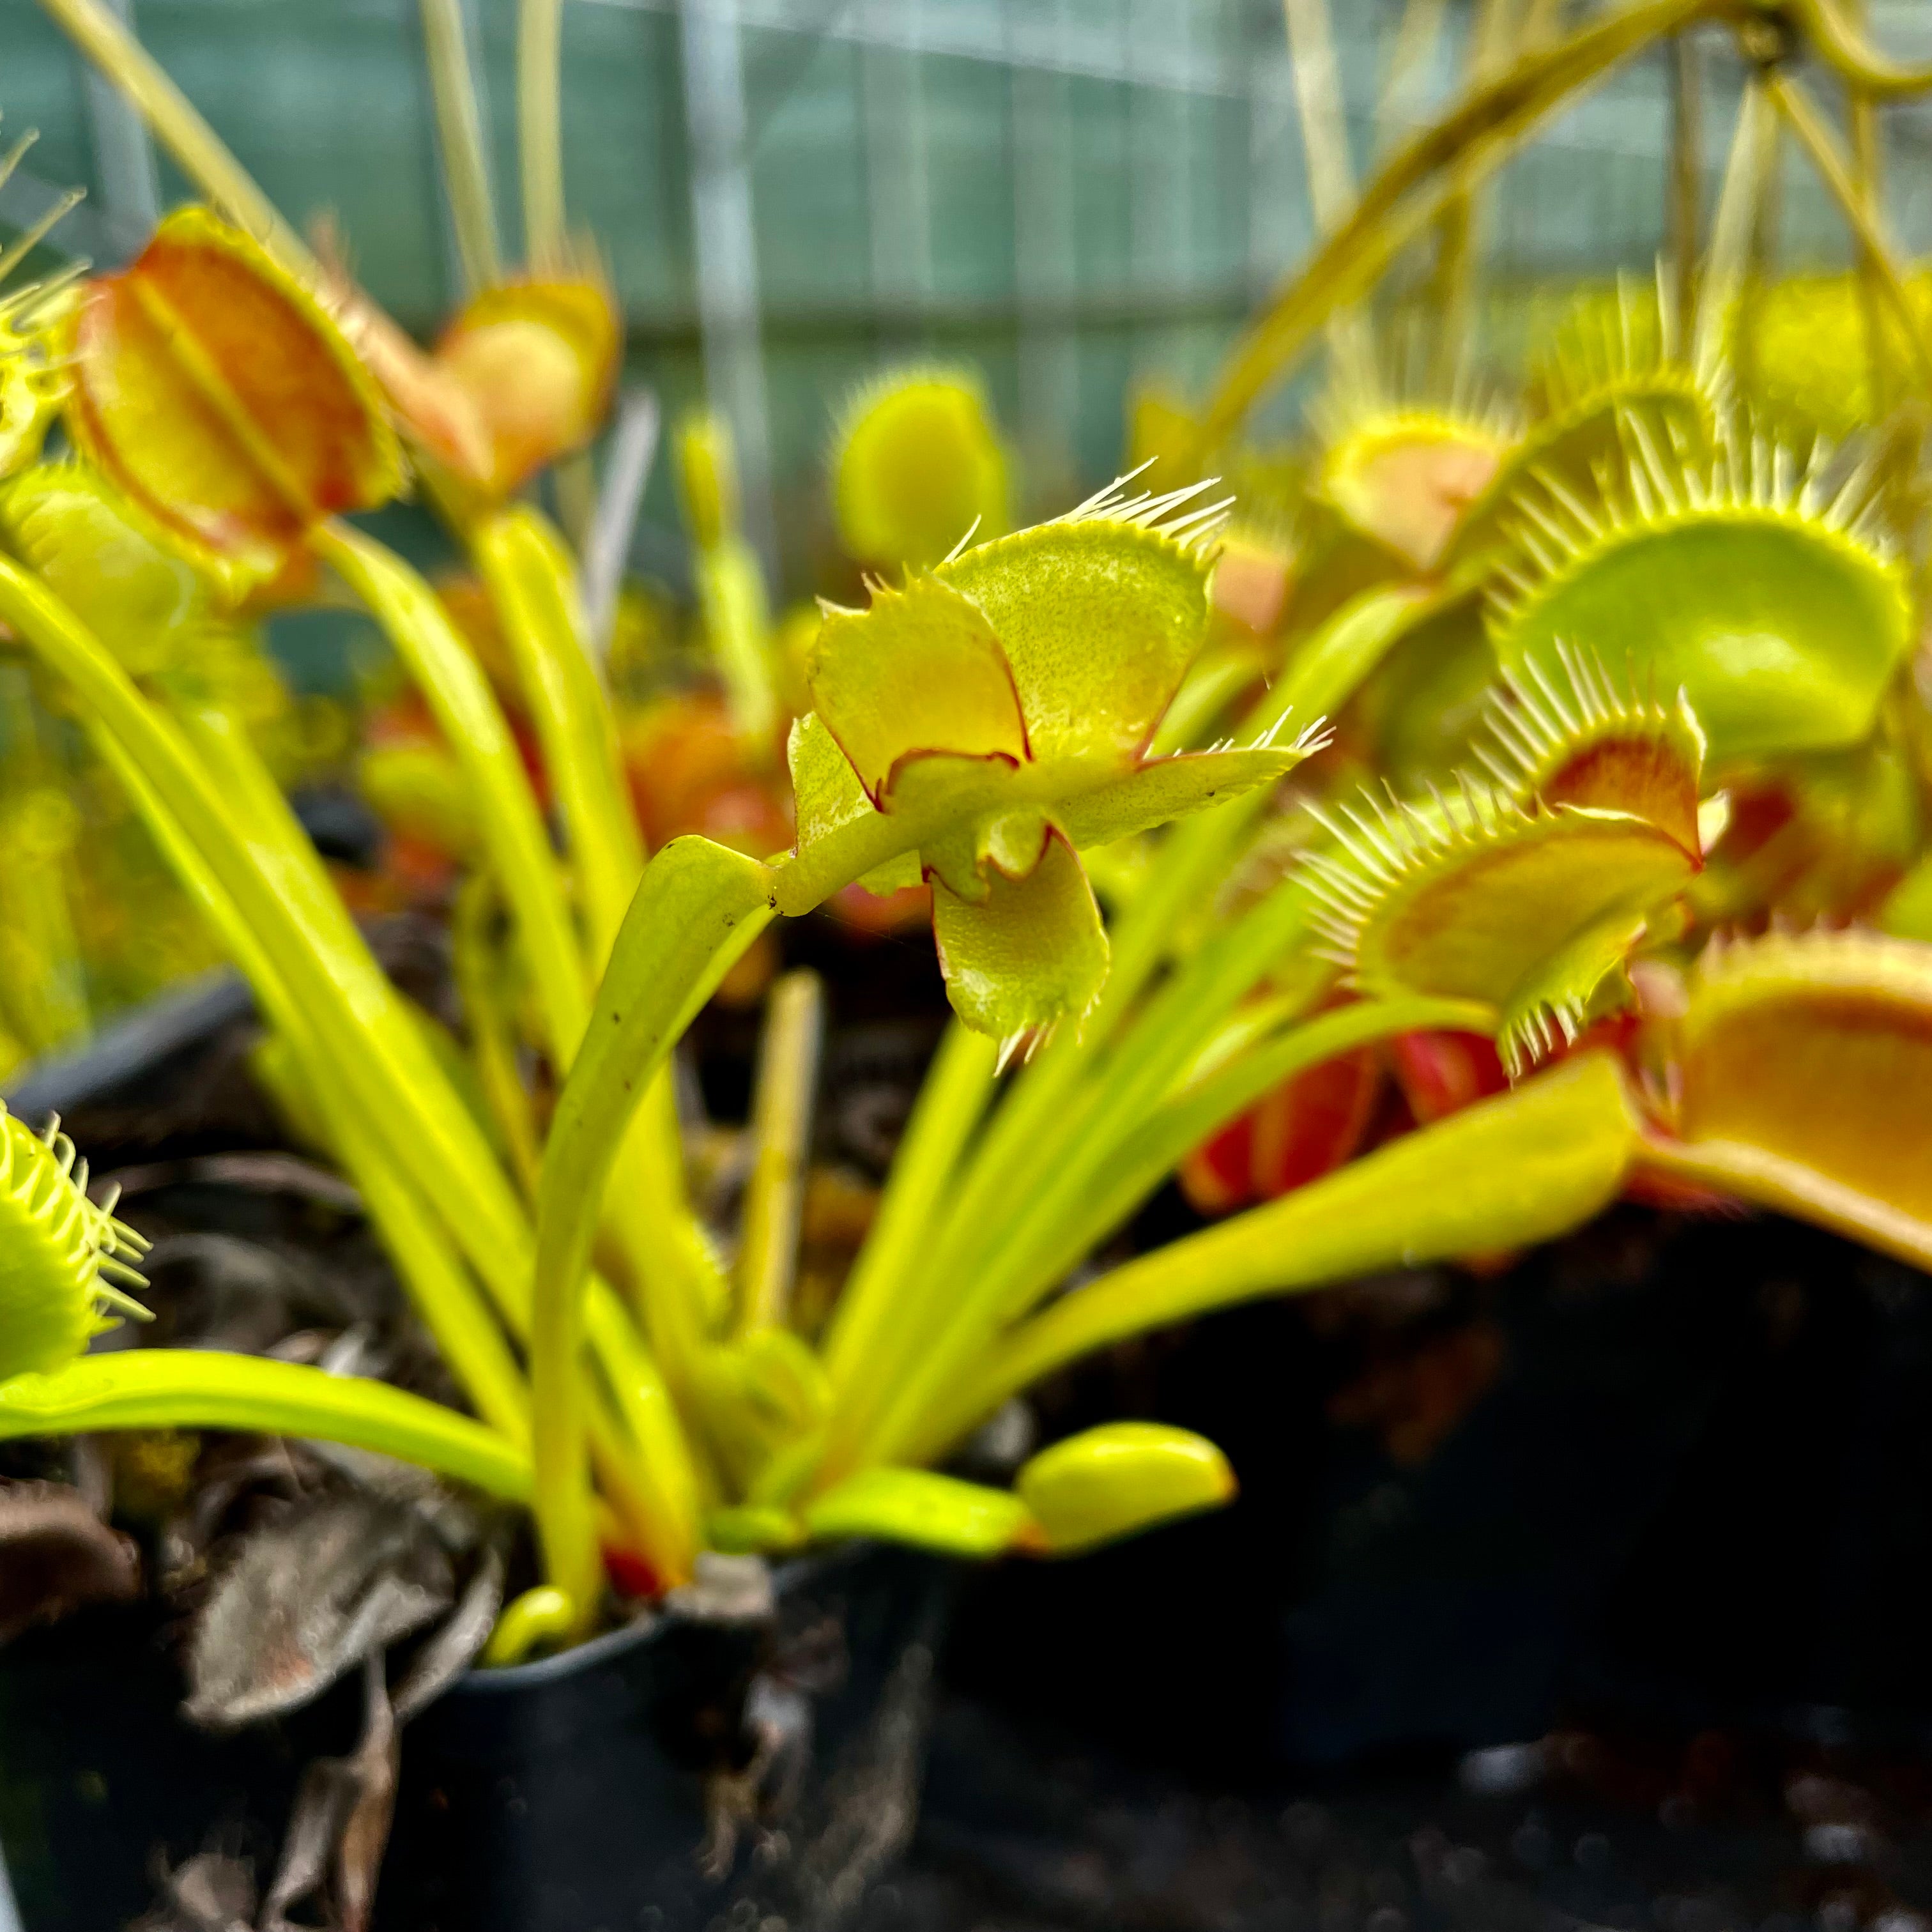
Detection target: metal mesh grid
<box><xmin>1</xmin><ymin>0</ymin><xmax>1930</xmax><ymax>579</ymax></box>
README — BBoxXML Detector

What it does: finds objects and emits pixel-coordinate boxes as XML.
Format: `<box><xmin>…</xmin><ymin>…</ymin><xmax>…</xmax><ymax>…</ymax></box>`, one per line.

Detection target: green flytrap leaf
<box><xmin>530</xmin><ymin>834</ymin><xmax>776</xmax><ymax>1621</ymax></box>
<box><xmin>810</xmin><ymin>572</ymin><xmax>1028</xmax><ymax>797</ymax></box>
<box><xmin>0</xmin><ymin>1103</ymin><xmax>150</xmax><ymax>1380</ymax></box>
<box><xmin>778</xmin><ymin>471</ymin><xmax>1327</xmax><ymax>1043</ymax></box>
<box><xmin>801</xmin><ymin>1467</ymin><xmax>1038</xmax><ymax>1558</ymax></box>
<box><xmin>937</xmin><ymin>494</ymin><xmax>1222</xmax><ymax>761</ymax></box>
<box><xmin>1449</xmin><ymin>273</ymin><xmax>1714</xmax><ymax>569</ymax></box>
<box><xmin>1346</xmin><ymin>574</ymin><xmax>1498</xmax><ymax>785</ymax></box>
<box><xmin>1448</xmin><ymin>371</ymin><xmax>1713</xmax><ymax>570</ymax></box>
<box><xmin>0</xmin><ymin>1349</ymin><xmax>532</xmax><ymax>1503</ymax></box>
<box><xmin>1312</xmin><ymin>401</ymin><xmax>1509</xmax><ymax>574</ymax></box>
<box><xmin>931</xmin><ymin>829</ymin><xmax>1111</xmax><ymax>1041</ymax></box>
<box><xmin>712</xmin><ymin>1423</ymin><xmax>1238</xmax><ymax>1558</ymax></box>
<box><xmin>928</xmin><ymin>1050</ymin><xmax>1641</xmax><ymax>1449</ymax></box>
<box><xmin>1014</xmin><ymin>1422</ymin><xmax>1236</xmax><ymax>1555</ymax></box>
<box><xmin>0</xmin><ymin>459</ymin><xmax>217</xmax><ymax>674</ymax></box>
<box><xmin>1638</xmin><ymin>928</ymin><xmax>1932</xmax><ymax>1271</ymax></box>
<box><xmin>1305</xmin><ymin>647</ymin><xmax>1703</xmax><ymax>1074</ymax></box>
<box><xmin>1487</xmin><ymin>413</ymin><xmax>1911</xmax><ymax>767</ymax></box>
<box><xmin>833</xmin><ymin>365</ymin><xmax>1011</xmax><ymax>570</ymax></box>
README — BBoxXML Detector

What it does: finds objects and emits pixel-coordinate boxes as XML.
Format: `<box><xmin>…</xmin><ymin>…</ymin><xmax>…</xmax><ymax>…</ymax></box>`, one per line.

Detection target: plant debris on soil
<box><xmin>868</xmin><ymin>1699</ymin><xmax>1932</xmax><ymax>1932</ymax></box>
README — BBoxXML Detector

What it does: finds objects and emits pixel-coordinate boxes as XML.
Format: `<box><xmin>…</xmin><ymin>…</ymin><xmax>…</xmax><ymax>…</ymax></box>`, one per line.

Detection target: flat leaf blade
<box><xmin>1015</xmin><ymin>1422</ymin><xmax>1236</xmax><ymax>1555</ymax></box>
<box><xmin>960</xmin><ymin>1051</ymin><xmax>1639</xmax><ymax>1429</ymax></box>
<box><xmin>801</xmin><ymin>1467</ymin><xmax>1036</xmax><ymax>1557</ymax></box>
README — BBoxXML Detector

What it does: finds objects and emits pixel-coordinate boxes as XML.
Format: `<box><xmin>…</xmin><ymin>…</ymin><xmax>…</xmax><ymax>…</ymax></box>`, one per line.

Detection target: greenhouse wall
<box><xmin>2</xmin><ymin>0</ymin><xmax>1931</xmax><ymax>590</ymax></box>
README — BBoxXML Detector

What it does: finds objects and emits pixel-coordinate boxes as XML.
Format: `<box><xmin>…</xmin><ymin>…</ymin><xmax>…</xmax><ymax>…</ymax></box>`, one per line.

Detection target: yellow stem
<box><xmin>1693</xmin><ymin>68</ymin><xmax>1775</xmax><ymax>385</ymax></box>
<box><xmin>312</xmin><ymin>519</ymin><xmax>592</xmax><ymax>1078</ymax></box>
<box><xmin>484</xmin><ymin>1586</ymin><xmax>577</xmax><ymax>1666</ymax></box>
<box><xmin>1667</xmin><ymin>31</ymin><xmax>1704</xmax><ymax>329</ymax></box>
<box><xmin>420</xmin><ymin>0</ymin><xmax>503</xmax><ymax>293</ymax></box>
<box><xmin>35</xmin><ymin>0</ymin><xmax>315</xmax><ymax>275</ymax></box>
<box><xmin>1202</xmin><ymin>0</ymin><xmax>1718</xmax><ymax>446</ymax></box>
<box><xmin>735</xmin><ymin>970</ymin><xmax>825</xmax><ymax>1337</ymax></box>
<box><xmin>451</xmin><ymin>878</ymin><xmax>545</xmax><ymax>1201</ymax></box>
<box><xmin>1767</xmin><ymin>68</ymin><xmax>1932</xmax><ymax>398</ymax></box>
<box><xmin>518</xmin><ymin>0</ymin><xmax>567</xmax><ymax>268</ymax></box>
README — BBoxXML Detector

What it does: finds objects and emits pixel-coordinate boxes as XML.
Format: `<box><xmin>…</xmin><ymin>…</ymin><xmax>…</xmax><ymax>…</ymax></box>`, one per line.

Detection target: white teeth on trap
<box><xmin>1299</xmin><ymin>773</ymin><xmax>1537</xmax><ymax>967</ymax></box>
<box><xmin>1061</xmin><ymin>461</ymin><xmax>1234</xmax><ymax>555</ymax></box>
<box><xmin>1487</xmin><ymin>403</ymin><xmax>1894</xmax><ymax>637</ymax></box>
<box><xmin>1475</xmin><ymin>638</ymin><xmax>1701</xmax><ymax>808</ymax></box>
<box><xmin>0</xmin><ymin>1100</ymin><xmax>152</xmax><ymax>1333</ymax></box>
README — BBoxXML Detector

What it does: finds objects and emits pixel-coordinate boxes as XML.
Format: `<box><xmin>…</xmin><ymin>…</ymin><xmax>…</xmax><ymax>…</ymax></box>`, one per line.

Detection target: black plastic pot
<box><xmin>381</xmin><ymin>1542</ymin><xmax>948</xmax><ymax>1932</ymax></box>
<box><xmin>0</xmin><ymin>1542</ymin><xmax>947</xmax><ymax>1932</ymax></box>
<box><xmin>946</xmin><ymin>1202</ymin><xmax>1932</xmax><ymax>1782</ymax></box>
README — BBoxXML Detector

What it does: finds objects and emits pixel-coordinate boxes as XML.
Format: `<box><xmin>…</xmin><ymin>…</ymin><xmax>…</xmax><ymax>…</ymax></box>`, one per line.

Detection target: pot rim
<box><xmin>448</xmin><ymin>1542</ymin><xmax>872</xmax><ymax>1698</ymax></box>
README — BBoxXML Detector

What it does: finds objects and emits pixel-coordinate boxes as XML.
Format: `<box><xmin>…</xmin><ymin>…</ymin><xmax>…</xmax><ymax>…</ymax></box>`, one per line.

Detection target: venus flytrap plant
<box><xmin>801</xmin><ymin>649</ymin><xmax>1702</xmax><ymax>1489</ymax></box>
<box><xmin>523</xmin><ymin>475</ymin><xmax>1331</xmax><ymax>1622</ymax></box>
<box><xmin>45</xmin><ymin>192</ymin><xmax>714</xmax><ymax>1434</ymax></box>
<box><xmin>779</xmin><ymin>33</ymin><xmax>1932</xmax><ymax>1535</ymax></box>
<box><xmin>0</xmin><ymin>1105</ymin><xmax>148</xmax><ymax>1377</ymax></box>
<box><xmin>1303</xmin><ymin>651</ymin><xmax>1708</xmax><ymax>1075</ymax></box>
<box><xmin>17</xmin><ymin>0</ymin><xmax>1932</xmax><ymax>1705</ymax></box>
<box><xmin>0</xmin><ymin>215</ymin><xmax>717</xmax><ymax>1586</ymax></box>
<box><xmin>0</xmin><ymin>160</ymin><xmax>1317</xmax><ymax>1632</ymax></box>
<box><xmin>1448</xmin><ymin>275</ymin><xmax>1717</xmax><ymax>571</ymax></box>
<box><xmin>1487</xmin><ymin>413</ymin><xmax>1911</xmax><ymax>768</ymax></box>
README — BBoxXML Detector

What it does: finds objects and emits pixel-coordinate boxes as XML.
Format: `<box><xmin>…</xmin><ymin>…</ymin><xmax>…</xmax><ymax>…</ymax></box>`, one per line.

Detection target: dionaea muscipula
<box><xmin>0</xmin><ymin>1102</ymin><xmax>150</xmax><ymax>1381</ymax></box>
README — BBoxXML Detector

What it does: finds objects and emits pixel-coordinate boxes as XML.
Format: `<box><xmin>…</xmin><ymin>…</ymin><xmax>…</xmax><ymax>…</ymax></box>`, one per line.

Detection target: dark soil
<box><xmin>873</xmin><ymin>1695</ymin><xmax>1932</xmax><ymax>1932</ymax></box>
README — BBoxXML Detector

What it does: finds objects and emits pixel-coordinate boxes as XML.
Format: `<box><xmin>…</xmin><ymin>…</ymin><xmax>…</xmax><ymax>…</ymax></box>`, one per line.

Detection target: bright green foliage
<box><xmin>937</xmin><ymin>507</ymin><xmax>1220</xmax><ymax>761</ymax></box>
<box><xmin>1459</xmin><ymin>277</ymin><xmax>1716</xmax><ymax>576</ymax></box>
<box><xmin>808</xmin><ymin>572</ymin><xmax>1027</xmax><ymax>797</ymax></box>
<box><xmin>1014</xmin><ymin>1423</ymin><xmax>1236</xmax><ymax>1554</ymax></box>
<box><xmin>0</xmin><ymin>1104</ymin><xmax>148</xmax><ymax>1380</ymax></box>
<box><xmin>1310</xmin><ymin>786</ymin><xmax>1692</xmax><ymax>1072</ymax></box>
<box><xmin>17</xmin><ymin>0</ymin><xmax>1932</xmax><ymax>1670</ymax></box>
<box><xmin>1306</xmin><ymin>650</ymin><xmax>1705</xmax><ymax>1071</ymax></box>
<box><xmin>833</xmin><ymin>366</ymin><xmax>1010</xmax><ymax>569</ymax></box>
<box><xmin>930</xmin><ymin>1052</ymin><xmax>1642</xmax><ymax>1444</ymax></box>
<box><xmin>0</xmin><ymin>460</ymin><xmax>214</xmax><ymax>674</ymax></box>
<box><xmin>1450</xmin><ymin>376</ymin><xmax>1712</xmax><ymax>568</ymax></box>
<box><xmin>931</xmin><ymin>829</ymin><xmax>1111</xmax><ymax>1039</ymax></box>
<box><xmin>783</xmin><ymin>472</ymin><xmax>1322</xmax><ymax>1041</ymax></box>
<box><xmin>1306</xmin><ymin>649</ymin><xmax>1715</xmax><ymax>1066</ymax></box>
<box><xmin>0</xmin><ymin>1348</ymin><xmax>532</xmax><ymax>1501</ymax></box>
<box><xmin>1487</xmin><ymin>417</ymin><xmax>1910</xmax><ymax>767</ymax></box>
<box><xmin>482</xmin><ymin>1586</ymin><xmax>578</xmax><ymax>1666</ymax></box>
<box><xmin>801</xmin><ymin>1466</ymin><xmax>1038</xmax><ymax>1557</ymax></box>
